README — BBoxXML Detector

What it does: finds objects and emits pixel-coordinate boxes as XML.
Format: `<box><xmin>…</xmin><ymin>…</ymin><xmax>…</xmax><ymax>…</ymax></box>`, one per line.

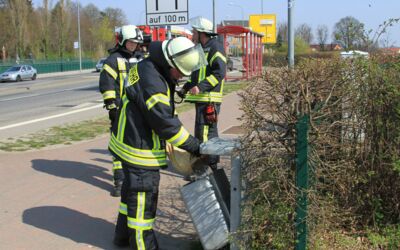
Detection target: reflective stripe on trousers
<box><xmin>115</xmin><ymin>165</ymin><xmax>160</xmax><ymax>249</ymax></box>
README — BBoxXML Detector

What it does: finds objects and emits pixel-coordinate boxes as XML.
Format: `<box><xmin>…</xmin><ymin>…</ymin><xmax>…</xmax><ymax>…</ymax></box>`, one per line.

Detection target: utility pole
<box><xmin>288</xmin><ymin>0</ymin><xmax>295</xmax><ymax>68</ymax></box>
<box><xmin>212</xmin><ymin>0</ymin><xmax>216</xmax><ymax>33</ymax></box>
<box><xmin>261</xmin><ymin>0</ymin><xmax>263</xmax><ymax>14</ymax></box>
<box><xmin>77</xmin><ymin>0</ymin><xmax>82</xmax><ymax>71</ymax></box>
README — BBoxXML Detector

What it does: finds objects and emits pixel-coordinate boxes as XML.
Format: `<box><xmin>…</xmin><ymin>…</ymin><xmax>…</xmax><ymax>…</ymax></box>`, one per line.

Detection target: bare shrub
<box><xmin>239</xmin><ymin>55</ymin><xmax>400</xmax><ymax>249</ymax></box>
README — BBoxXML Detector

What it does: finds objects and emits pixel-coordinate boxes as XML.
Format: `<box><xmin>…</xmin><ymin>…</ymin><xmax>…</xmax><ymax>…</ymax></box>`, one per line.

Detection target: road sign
<box><xmin>73</xmin><ymin>41</ymin><xmax>79</xmax><ymax>49</ymax></box>
<box><xmin>146</xmin><ymin>0</ymin><xmax>188</xmax><ymax>26</ymax></box>
<box><xmin>249</xmin><ymin>14</ymin><xmax>277</xmax><ymax>44</ymax></box>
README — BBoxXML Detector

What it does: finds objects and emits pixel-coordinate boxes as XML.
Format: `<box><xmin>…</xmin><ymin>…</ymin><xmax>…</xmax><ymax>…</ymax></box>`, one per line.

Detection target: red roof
<box><xmin>217</xmin><ymin>25</ymin><xmax>263</xmax><ymax>37</ymax></box>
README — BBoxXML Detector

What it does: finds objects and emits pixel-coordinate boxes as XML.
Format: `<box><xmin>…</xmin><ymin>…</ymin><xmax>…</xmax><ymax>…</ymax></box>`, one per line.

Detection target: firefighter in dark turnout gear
<box><xmin>109</xmin><ymin>37</ymin><xmax>208</xmax><ymax>249</ymax></box>
<box><xmin>99</xmin><ymin>25</ymin><xmax>144</xmax><ymax>197</ymax></box>
<box><xmin>180</xmin><ymin>17</ymin><xmax>227</xmax><ymax>168</ymax></box>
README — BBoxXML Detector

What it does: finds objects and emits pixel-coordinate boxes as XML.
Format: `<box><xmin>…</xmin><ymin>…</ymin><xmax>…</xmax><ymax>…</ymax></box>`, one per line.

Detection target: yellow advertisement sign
<box><xmin>249</xmin><ymin>14</ymin><xmax>276</xmax><ymax>44</ymax></box>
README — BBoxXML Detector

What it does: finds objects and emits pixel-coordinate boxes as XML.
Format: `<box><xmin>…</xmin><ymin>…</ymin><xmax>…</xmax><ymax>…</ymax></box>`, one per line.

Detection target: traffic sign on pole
<box><xmin>146</xmin><ymin>0</ymin><xmax>188</xmax><ymax>26</ymax></box>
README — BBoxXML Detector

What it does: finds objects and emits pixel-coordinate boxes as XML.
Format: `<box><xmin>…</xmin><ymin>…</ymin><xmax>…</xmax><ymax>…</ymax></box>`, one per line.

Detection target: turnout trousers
<box><xmin>194</xmin><ymin>102</ymin><xmax>221</xmax><ymax>166</ymax></box>
<box><xmin>115</xmin><ymin>164</ymin><xmax>160</xmax><ymax>250</ymax></box>
<box><xmin>112</xmin><ymin>157</ymin><xmax>124</xmax><ymax>184</ymax></box>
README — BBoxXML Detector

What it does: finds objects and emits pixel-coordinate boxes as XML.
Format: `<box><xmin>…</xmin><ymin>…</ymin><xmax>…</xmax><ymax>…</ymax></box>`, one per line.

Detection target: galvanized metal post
<box><xmin>295</xmin><ymin>115</ymin><xmax>309</xmax><ymax>250</ymax></box>
<box><xmin>288</xmin><ymin>0</ymin><xmax>295</xmax><ymax>68</ymax></box>
<box><xmin>230</xmin><ymin>155</ymin><xmax>241</xmax><ymax>250</ymax></box>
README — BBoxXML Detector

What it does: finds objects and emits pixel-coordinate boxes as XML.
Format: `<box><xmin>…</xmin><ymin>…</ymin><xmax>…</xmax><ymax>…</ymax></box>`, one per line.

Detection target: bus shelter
<box><xmin>217</xmin><ymin>25</ymin><xmax>264</xmax><ymax>80</ymax></box>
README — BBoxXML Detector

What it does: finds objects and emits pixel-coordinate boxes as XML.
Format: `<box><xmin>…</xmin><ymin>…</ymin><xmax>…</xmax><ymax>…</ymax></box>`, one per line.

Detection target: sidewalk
<box><xmin>0</xmin><ymin>92</ymin><xmax>243</xmax><ymax>249</ymax></box>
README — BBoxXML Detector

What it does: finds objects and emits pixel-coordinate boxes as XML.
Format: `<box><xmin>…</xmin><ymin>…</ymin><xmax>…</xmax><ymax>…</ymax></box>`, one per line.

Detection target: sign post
<box><xmin>146</xmin><ymin>0</ymin><xmax>189</xmax><ymax>26</ymax></box>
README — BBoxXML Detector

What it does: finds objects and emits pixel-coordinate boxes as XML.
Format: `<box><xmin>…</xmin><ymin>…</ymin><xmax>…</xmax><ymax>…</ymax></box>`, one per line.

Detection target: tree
<box><xmin>332</xmin><ymin>16</ymin><xmax>365</xmax><ymax>51</ymax></box>
<box><xmin>295</xmin><ymin>23</ymin><xmax>313</xmax><ymax>44</ymax></box>
<box><xmin>102</xmin><ymin>7</ymin><xmax>127</xmax><ymax>28</ymax></box>
<box><xmin>91</xmin><ymin>16</ymin><xmax>114</xmax><ymax>58</ymax></box>
<box><xmin>316</xmin><ymin>25</ymin><xmax>328</xmax><ymax>51</ymax></box>
<box><xmin>277</xmin><ymin>22</ymin><xmax>288</xmax><ymax>43</ymax></box>
<box><xmin>51</xmin><ymin>0</ymin><xmax>66</xmax><ymax>59</ymax></box>
<box><xmin>8</xmin><ymin>0</ymin><xmax>31</xmax><ymax>58</ymax></box>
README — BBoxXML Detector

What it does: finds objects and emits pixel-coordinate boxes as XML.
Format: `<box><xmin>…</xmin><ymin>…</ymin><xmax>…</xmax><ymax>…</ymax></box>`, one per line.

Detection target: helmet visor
<box><xmin>171</xmin><ymin>44</ymin><xmax>208</xmax><ymax>76</ymax></box>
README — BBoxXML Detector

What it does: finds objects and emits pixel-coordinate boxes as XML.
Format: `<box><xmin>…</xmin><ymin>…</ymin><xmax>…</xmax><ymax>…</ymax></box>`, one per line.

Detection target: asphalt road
<box><xmin>0</xmin><ymin>71</ymin><xmax>105</xmax><ymax>140</ymax></box>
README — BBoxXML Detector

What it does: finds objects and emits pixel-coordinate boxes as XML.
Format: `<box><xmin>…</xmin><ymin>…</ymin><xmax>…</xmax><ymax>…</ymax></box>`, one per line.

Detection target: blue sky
<box><xmin>33</xmin><ymin>0</ymin><xmax>400</xmax><ymax>46</ymax></box>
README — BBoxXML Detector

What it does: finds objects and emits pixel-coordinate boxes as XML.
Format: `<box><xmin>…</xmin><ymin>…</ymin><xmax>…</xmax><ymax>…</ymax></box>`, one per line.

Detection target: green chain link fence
<box><xmin>0</xmin><ymin>59</ymin><xmax>97</xmax><ymax>74</ymax></box>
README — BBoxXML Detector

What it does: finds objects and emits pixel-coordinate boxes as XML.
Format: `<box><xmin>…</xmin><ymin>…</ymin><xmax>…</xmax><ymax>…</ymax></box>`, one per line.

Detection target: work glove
<box><xmin>204</xmin><ymin>103</ymin><xmax>218</xmax><ymax>124</ymax></box>
<box><xmin>108</xmin><ymin>108</ymin><xmax>117</xmax><ymax>124</ymax></box>
<box><xmin>176</xmin><ymin>89</ymin><xmax>187</xmax><ymax>99</ymax></box>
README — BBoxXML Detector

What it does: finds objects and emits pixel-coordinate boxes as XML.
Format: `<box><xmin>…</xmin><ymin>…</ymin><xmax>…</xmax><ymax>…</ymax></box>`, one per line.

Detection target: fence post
<box><xmin>295</xmin><ymin>115</ymin><xmax>309</xmax><ymax>250</ymax></box>
<box><xmin>230</xmin><ymin>154</ymin><xmax>241</xmax><ymax>250</ymax></box>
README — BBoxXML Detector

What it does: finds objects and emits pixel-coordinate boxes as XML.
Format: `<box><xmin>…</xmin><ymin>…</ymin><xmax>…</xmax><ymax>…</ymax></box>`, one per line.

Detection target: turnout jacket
<box><xmin>108</xmin><ymin>41</ymin><xmax>200</xmax><ymax>169</ymax></box>
<box><xmin>183</xmin><ymin>37</ymin><xmax>227</xmax><ymax>103</ymax></box>
<box><xmin>99</xmin><ymin>47</ymin><xmax>136</xmax><ymax>109</ymax></box>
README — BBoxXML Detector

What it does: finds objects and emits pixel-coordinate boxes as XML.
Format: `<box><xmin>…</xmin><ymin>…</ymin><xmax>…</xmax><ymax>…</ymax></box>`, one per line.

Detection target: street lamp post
<box><xmin>77</xmin><ymin>0</ymin><xmax>82</xmax><ymax>71</ymax></box>
<box><xmin>288</xmin><ymin>0</ymin><xmax>295</xmax><ymax>68</ymax></box>
<box><xmin>228</xmin><ymin>2</ymin><xmax>244</xmax><ymax>27</ymax></box>
<box><xmin>212</xmin><ymin>0</ymin><xmax>216</xmax><ymax>33</ymax></box>
<box><xmin>261</xmin><ymin>0</ymin><xmax>264</xmax><ymax>14</ymax></box>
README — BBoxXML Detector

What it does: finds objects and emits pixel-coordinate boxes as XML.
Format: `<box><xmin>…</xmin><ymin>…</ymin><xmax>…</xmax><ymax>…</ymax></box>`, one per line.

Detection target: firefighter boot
<box><xmin>110</xmin><ymin>181</ymin><xmax>123</xmax><ymax>197</ymax></box>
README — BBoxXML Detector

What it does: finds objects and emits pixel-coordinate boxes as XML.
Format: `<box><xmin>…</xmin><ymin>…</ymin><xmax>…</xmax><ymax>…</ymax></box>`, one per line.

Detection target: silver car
<box><xmin>0</xmin><ymin>65</ymin><xmax>38</xmax><ymax>82</ymax></box>
<box><xmin>96</xmin><ymin>58</ymin><xmax>106</xmax><ymax>72</ymax></box>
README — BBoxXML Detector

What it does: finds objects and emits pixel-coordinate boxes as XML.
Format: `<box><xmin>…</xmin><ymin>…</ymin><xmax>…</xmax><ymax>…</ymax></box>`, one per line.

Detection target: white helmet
<box><xmin>190</xmin><ymin>16</ymin><xmax>217</xmax><ymax>35</ymax></box>
<box><xmin>162</xmin><ymin>37</ymin><xmax>208</xmax><ymax>76</ymax></box>
<box><xmin>116</xmin><ymin>25</ymin><xmax>143</xmax><ymax>46</ymax></box>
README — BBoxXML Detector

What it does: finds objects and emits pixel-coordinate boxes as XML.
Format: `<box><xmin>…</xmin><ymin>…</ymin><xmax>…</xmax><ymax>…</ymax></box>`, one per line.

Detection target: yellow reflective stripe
<box><xmin>210</xmin><ymin>51</ymin><xmax>227</xmax><ymax>65</ymax></box>
<box><xmin>185</xmin><ymin>92</ymin><xmax>223</xmax><ymax>103</ymax></box>
<box><xmin>117</xmin><ymin>58</ymin><xmax>127</xmax><ymax>98</ymax></box>
<box><xmin>112</xmin><ymin>160</ymin><xmax>122</xmax><ymax>172</ymax></box>
<box><xmin>111</xmin><ymin>134</ymin><xmax>166</xmax><ymax>158</ymax></box>
<box><xmin>206</xmin><ymin>74</ymin><xmax>219</xmax><ymax>87</ymax></box>
<box><xmin>102</xmin><ymin>90</ymin><xmax>116</xmax><ymax>100</ymax></box>
<box><xmin>203</xmin><ymin>125</ymin><xmax>209</xmax><ymax>142</ymax></box>
<box><xmin>198</xmin><ymin>66</ymin><xmax>207</xmax><ymax>82</ymax></box>
<box><xmin>117</xmin><ymin>95</ymin><xmax>129</xmax><ymax>141</ymax></box>
<box><xmin>146</xmin><ymin>93</ymin><xmax>170</xmax><ymax>110</ymax></box>
<box><xmin>119</xmin><ymin>202</ymin><xmax>128</xmax><ymax>215</ymax></box>
<box><xmin>103</xmin><ymin>64</ymin><xmax>118</xmax><ymax>80</ymax></box>
<box><xmin>137</xmin><ymin>192</ymin><xmax>145</xmax><ymax>220</ymax></box>
<box><xmin>128</xmin><ymin>217</ymin><xmax>155</xmax><ymax>230</ymax></box>
<box><xmin>152</xmin><ymin>130</ymin><xmax>160</xmax><ymax>150</ymax></box>
<box><xmin>220</xmin><ymin>79</ymin><xmax>225</xmax><ymax>94</ymax></box>
<box><xmin>109</xmin><ymin>141</ymin><xmax>167</xmax><ymax>167</ymax></box>
<box><xmin>167</xmin><ymin>126</ymin><xmax>190</xmax><ymax>147</ymax></box>
<box><xmin>136</xmin><ymin>192</ymin><xmax>146</xmax><ymax>249</ymax></box>
<box><xmin>108</xmin><ymin>135</ymin><xmax>167</xmax><ymax>167</ymax></box>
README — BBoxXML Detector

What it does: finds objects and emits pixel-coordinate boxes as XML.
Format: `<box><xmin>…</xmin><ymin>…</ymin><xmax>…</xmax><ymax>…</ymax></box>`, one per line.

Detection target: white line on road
<box><xmin>0</xmin><ymin>104</ymin><xmax>103</xmax><ymax>130</ymax></box>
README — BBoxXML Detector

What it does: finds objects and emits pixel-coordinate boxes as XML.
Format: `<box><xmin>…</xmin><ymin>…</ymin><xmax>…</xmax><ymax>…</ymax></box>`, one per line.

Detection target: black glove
<box><xmin>108</xmin><ymin>108</ymin><xmax>117</xmax><ymax>124</ymax></box>
<box><xmin>176</xmin><ymin>89</ymin><xmax>187</xmax><ymax>99</ymax></box>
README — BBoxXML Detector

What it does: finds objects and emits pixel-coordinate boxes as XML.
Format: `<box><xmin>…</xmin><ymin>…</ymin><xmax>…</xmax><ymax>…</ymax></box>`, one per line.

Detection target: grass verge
<box><xmin>0</xmin><ymin>81</ymin><xmax>247</xmax><ymax>152</ymax></box>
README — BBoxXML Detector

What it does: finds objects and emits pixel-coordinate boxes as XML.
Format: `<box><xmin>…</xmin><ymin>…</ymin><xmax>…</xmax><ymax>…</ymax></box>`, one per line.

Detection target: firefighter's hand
<box><xmin>108</xmin><ymin>108</ymin><xmax>117</xmax><ymax>124</ymax></box>
<box><xmin>189</xmin><ymin>86</ymin><xmax>200</xmax><ymax>95</ymax></box>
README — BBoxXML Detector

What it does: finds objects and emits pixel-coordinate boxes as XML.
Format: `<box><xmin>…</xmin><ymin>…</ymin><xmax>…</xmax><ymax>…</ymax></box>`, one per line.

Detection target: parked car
<box><xmin>96</xmin><ymin>58</ymin><xmax>106</xmax><ymax>72</ymax></box>
<box><xmin>0</xmin><ymin>65</ymin><xmax>37</xmax><ymax>82</ymax></box>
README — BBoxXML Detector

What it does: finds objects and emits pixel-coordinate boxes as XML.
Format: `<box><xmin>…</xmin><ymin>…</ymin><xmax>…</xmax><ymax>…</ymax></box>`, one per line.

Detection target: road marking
<box><xmin>0</xmin><ymin>104</ymin><xmax>103</xmax><ymax>130</ymax></box>
<box><xmin>0</xmin><ymin>83</ymin><xmax>97</xmax><ymax>102</ymax></box>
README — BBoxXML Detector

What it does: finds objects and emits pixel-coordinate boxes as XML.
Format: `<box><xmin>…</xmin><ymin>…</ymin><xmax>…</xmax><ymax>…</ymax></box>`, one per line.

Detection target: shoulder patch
<box><xmin>127</xmin><ymin>64</ymin><xmax>139</xmax><ymax>86</ymax></box>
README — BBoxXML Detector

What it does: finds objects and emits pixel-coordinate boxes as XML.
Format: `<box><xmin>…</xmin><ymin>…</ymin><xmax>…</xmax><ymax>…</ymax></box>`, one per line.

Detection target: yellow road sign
<box><xmin>249</xmin><ymin>14</ymin><xmax>276</xmax><ymax>44</ymax></box>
